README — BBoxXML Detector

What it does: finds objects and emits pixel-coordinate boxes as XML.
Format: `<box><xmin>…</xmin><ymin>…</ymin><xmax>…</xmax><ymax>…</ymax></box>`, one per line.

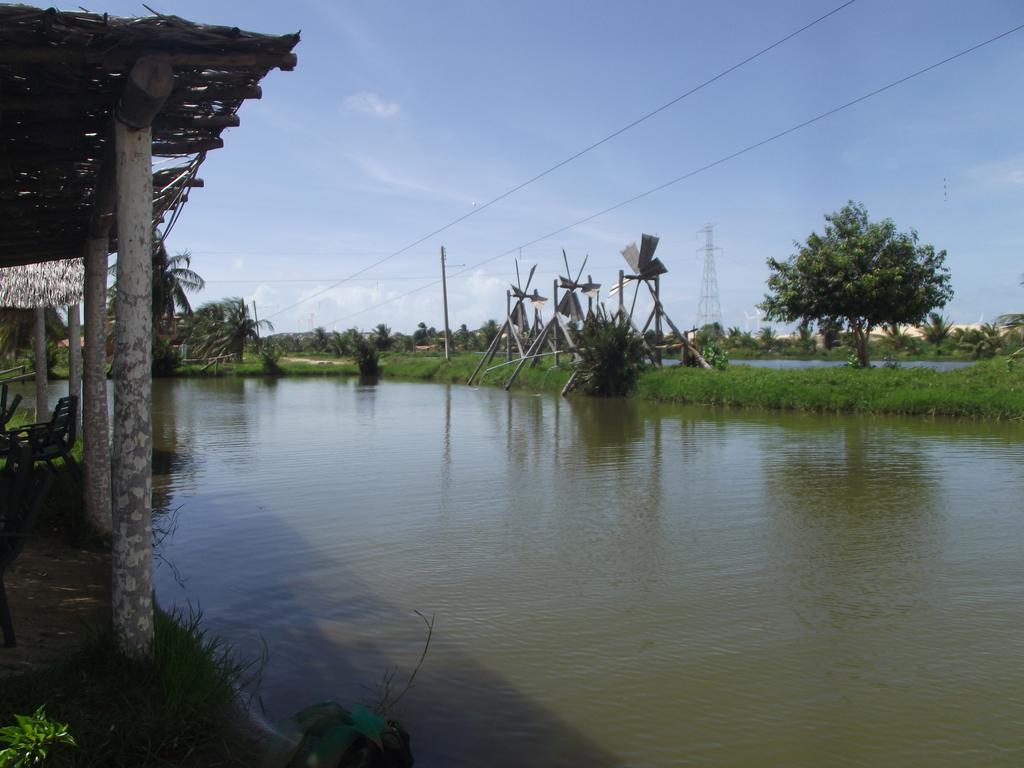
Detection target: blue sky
<box><xmin>103</xmin><ymin>0</ymin><xmax>1023</xmax><ymax>334</ymax></box>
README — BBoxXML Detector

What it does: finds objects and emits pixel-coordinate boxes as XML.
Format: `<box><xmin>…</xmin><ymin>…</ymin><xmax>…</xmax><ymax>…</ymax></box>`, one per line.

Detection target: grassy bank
<box><xmin>637</xmin><ymin>359</ymin><xmax>1024</xmax><ymax>418</ymax></box>
<box><xmin>0</xmin><ymin>441</ymin><xmax>256</xmax><ymax>767</ymax></box>
<box><xmin>165</xmin><ymin>351</ymin><xmax>1024</xmax><ymax>419</ymax></box>
<box><xmin>0</xmin><ymin>608</ymin><xmax>257</xmax><ymax>767</ymax></box>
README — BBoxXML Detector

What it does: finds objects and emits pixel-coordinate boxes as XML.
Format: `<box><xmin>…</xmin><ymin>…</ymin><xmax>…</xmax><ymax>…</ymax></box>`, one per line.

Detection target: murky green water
<box><xmin>147</xmin><ymin>378</ymin><xmax>1024</xmax><ymax>767</ymax></box>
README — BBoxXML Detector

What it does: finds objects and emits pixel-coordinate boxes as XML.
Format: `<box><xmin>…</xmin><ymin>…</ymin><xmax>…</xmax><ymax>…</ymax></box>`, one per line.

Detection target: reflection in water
<box><xmin>152</xmin><ymin>380</ymin><xmax>1024</xmax><ymax>767</ymax></box>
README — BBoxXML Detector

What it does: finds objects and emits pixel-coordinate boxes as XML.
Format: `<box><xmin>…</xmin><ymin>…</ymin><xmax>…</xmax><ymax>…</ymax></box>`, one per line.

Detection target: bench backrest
<box><xmin>48</xmin><ymin>395</ymin><xmax>78</xmax><ymax>449</ymax></box>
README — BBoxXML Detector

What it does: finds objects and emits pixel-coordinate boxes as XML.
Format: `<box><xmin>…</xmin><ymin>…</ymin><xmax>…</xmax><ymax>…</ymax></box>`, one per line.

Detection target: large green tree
<box><xmin>761</xmin><ymin>202</ymin><xmax>953</xmax><ymax>367</ymax></box>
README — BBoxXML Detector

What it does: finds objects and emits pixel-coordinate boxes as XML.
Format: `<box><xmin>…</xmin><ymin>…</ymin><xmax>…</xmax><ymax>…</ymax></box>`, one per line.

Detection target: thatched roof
<box><xmin>0</xmin><ymin>5</ymin><xmax>299</xmax><ymax>268</ymax></box>
<box><xmin>0</xmin><ymin>258</ymin><xmax>84</xmax><ymax>308</ymax></box>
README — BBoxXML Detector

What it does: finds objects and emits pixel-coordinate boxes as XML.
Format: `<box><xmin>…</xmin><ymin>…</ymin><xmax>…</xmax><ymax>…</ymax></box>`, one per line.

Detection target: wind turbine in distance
<box><xmin>743</xmin><ymin>308</ymin><xmax>758</xmax><ymax>333</ymax></box>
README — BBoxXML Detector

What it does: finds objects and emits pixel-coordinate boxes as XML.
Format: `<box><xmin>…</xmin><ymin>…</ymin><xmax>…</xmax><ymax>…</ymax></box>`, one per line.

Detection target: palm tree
<box><xmin>152</xmin><ymin>239</ymin><xmax>204</xmax><ymax>335</ymax></box>
<box><xmin>881</xmin><ymin>323</ymin><xmax>914</xmax><ymax>353</ymax></box>
<box><xmin>110</xmin><ymin>233</ymin><xmax>205</xmax><ymax>336</ymax></box>
<box><xmin>0</xmin><ymin>308</ymin><xmax>66</xmax><ymax>360</ymax></box>
<box><xmin>757</xmin><ymin>325</ymin><xmax>777</xmax><ymax>352</ymax></box>
<box><xmin>328</xmin><ymin>330</ymin><xmax>349</xmax><ymax>357</ymax></box>
<box><xmin>412</xmin><ymin>322</ymin><xmax>434</xmax><ymax>346</ymax></box>
<box><xmin>454</xmin><ymin>323</ymin><xmax>472</xmax><ymax>350</ymax></box>
<box><xmin>189</xmin><ymin>297</ymin><xmax>272</xmax><ymax>361</ymax></box>
<box><xmin>796</xmin><ymin>322</ymin><xmax>816</xmax><ymax>353</ymax></box>
<box><xmin>478</xmin><ymin>319</ymin><xmax>499</xmax><ymax>347</ymax></box>
<box><xmin>957</xmin><ymin>322</ymin><xmax>1004</xmax><ymax>359</ymax></box>
<box><xmin>919</xmin><ymin>312</ymin><xmax>954</xmax><ymax>350</ymax></box>
<box><xmin>373</xmin><ymin>324</ymin><xmax>393</xmax><ymax>351</ymax></box>
<box><xmin>308</xmin><ymin>326</ymin><xmax>329</xmax><ymax>354</ymax></box>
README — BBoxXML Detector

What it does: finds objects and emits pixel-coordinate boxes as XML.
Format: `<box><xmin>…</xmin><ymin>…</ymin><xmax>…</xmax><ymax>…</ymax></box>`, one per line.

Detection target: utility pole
<box><xmin>440</xmin><ymin>246</ymin><xmax>451</xmax><ymax>361</ymax></box>
<box><xmin>252</xmin><ymin>300</ymin><xmax>261</xmax><ymax>352</ymax></box>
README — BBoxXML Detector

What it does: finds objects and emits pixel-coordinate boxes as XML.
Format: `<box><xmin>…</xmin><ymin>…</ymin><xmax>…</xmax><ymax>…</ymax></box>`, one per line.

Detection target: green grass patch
<box><xmin>165</xmin><ymin>349</ymin><xmax>1024</xmax><ymax>419</ymax></box>
<box><xmin>0</xmin><ymin>608</ymin><xmax>257</xmax><ymax>767</ymax></box>
<box><xmin>635</xmin><ymin>358</ymin><xmax>1024</xmax><ymax>418</ymax></box>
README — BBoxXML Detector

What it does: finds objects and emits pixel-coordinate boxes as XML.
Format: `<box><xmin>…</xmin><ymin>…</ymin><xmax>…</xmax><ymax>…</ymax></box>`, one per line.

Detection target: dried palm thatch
<box><xmin>0</xmin><ymin>258</ymin><xmax>84</xmax><ymax>308</ymax></box>
<box><xmin>0</xmin><ymin>4</ymin><xmax>299</xmax><ymax>267</ymax></box>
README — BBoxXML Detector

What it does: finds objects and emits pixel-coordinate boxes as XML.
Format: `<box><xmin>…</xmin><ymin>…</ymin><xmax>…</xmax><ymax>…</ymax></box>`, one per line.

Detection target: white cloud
<box><xmin>346</xmin><ymin>153</ymin><xmax>475</xmax><ymax>204</ymax></box>
<box><xmin>963</xmin><ymin>156</ymin><xmax>1024</xmax><ymax>189</ymax></box>
<box><xmin>343</xmin><ymin>91</ymin><xmax>400</xmax><ymax>119</ymax></box>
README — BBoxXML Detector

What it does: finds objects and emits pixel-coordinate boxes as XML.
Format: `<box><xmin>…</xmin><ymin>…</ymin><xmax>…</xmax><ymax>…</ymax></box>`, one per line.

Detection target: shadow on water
<box><xmin>158</xmin><ymin>511</ymin><xmax>622</xmax><ymax>767</ymax></box>
<box><xmin>153</xmin><ymin>381</ymin><xmax>621</xmax><ymax>767</ymax></box>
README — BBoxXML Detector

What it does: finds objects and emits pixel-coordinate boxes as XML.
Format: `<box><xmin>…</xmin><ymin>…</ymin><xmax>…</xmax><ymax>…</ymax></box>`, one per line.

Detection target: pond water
<box><xmin>137</xmin><ymin>377</ymin><xmax>1024</xmax><ymax>767</ymax></box>
<box><xmin>14</xmin><ymin>377</ymin><xmax>1018</xmax><ymax>765</ymax></box>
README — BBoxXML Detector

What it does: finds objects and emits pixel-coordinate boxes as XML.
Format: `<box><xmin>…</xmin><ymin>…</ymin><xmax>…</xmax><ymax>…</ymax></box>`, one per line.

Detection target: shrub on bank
<box><xmin>573</xmin><ymin>310</ymin><xmax>648</xmax><ymax>397</ymax></box>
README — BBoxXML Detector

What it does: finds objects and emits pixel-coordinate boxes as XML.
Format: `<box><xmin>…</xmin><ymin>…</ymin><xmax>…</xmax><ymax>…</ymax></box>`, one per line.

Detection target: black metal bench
<box><xmin>0</xmin><ymin>382</ymin><xmax>21</xmax><ymax>430</ymax></box>
<box><xmin>5</xmin><ymin>395</ymin><xmax>79</xmax><ymax>480</ymax></box>
<box><xmin>0</xmin><ymin>441</ymin><xmax>53</xmax><ymax>647</ymax></box>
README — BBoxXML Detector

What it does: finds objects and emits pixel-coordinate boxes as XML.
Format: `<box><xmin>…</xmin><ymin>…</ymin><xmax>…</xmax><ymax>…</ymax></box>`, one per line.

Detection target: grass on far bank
<box><xmin>637</xmin><ymin>358</ymin><xmax>1024</xmax><ymax>419</ymax></box>
<box><xmin>165</xmin><ymin>349</ymin><xmax>1024</xmax><ymax>419</ymax></box>
<box><xmin>0</xmin><ymin>607</ymin><xmax>258</xmax><ymax>768</ymax></box>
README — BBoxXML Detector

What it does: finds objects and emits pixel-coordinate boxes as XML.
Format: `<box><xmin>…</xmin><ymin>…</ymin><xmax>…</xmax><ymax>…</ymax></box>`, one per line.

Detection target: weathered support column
<box><xmin>83</xmin><ymin>239</ymin><xmax>112</xmax><ymax>534</ymax></box>
<box><xmin>553</xmin><ymin>279</ymin><xmax>560</xmax><ymax>367</ymax></box>
<box><xmin>654</xmin><ymin>276</ymin><xmax>662</xmax><ymax>367</ymax></box>
<box><xmin>33</xmin><ymin>307</ymin><xmax>47</xmax><ymax>421</ymax></box>
<box><xmin>67</xmin><ymin>303</ymin><xmax>81</xmax><ymax>415</ymax></box>
<box><xmin>111</xmin><ymin>56</ymin><xmax>173</xmax><ymax>658</ymax></box>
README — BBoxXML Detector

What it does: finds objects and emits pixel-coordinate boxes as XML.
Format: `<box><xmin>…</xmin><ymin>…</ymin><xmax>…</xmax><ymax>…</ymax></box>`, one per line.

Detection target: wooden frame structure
<box><xmin>467</xmin><ymin>262</ymin><xmax>543</xmax><ymax>386</ymax></box>
<box><xmin>0</xmin><ymin>6</ymin><xmax>298</xmax><ymax>656</ymax></box>
<box><xmin>609</xmin><ymin>233</ymin><xmax>710</xmax><ymax>370</ymax></box>
<box><xmin>503</xmin><ymin>250</ymin><xmax>595</xmax><ymax>390</ymax></box>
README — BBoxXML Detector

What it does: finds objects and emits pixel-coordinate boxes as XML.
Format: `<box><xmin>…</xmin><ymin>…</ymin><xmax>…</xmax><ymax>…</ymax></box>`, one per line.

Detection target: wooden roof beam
<box><xmin>89</xmin><ymin>56</ymin><xmax>174</xmax><ymax>239</ymax></box>
<box><xmin>0</xmin><ymin>48</ymin><xmax>297</xmax><ymax>71</ymax></box>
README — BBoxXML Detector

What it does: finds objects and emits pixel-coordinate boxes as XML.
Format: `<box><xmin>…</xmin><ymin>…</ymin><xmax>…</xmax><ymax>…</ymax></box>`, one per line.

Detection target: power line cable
<box><xmin>263</xmin><ymin>0</ymin><xmax>860</xmax><ymax>321</ymax></box>
<box><xmin>316</xmin><ymin>20</ymin><xmax>1024</xmax><ymax>328</ymax></box>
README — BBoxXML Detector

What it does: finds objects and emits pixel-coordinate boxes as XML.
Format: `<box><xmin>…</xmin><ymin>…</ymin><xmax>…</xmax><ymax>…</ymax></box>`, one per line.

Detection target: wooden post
<box><xmin>33</xmin><ymin>306</ymin><xmax>47</xmax><ymax>422</ymax></box>
<box><xmin>67</xmin><ymin>303</ymin><xmax>81</xmax><ymax>420</ymax></box>
<box><xmin>111</xmin><ymin>56</ymin><xmax>173</xmax><ymax>659</ymax></box>
<box><xmin>654</xmin><ymin>276</ymin><xmax>662</xmax><ymax>367</ymax></box>
<box><xmin>618</xmin><ymin>270</ymin><xmax>624</xmax><ymax>317</ymax></box>
<box><xmin>440</xmin><ymin>247</ymin><xmax>451</xmax><ymax>361</ymax></box>
<box><xmin>505</xmin><ymin>290</ymin><xmax>512</xmax><ymax>362</ymax></box>
<box><xmin>552</xmin><ymin>279</ymin><xmax>560</xmax><ymax>366</ymax></box>
<box><xmin>83</xmin><ymin>238</ymin><xmax>112</xmax><ymax>534</ymax></box>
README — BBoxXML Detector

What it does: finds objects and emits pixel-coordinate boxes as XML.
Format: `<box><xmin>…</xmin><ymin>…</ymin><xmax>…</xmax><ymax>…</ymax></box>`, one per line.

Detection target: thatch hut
<box><xmin>0</xmin><ymin>259</ymin><xmax>85</xmax><ymax>420</ymax></box>
<box><xmin>0</xmin><ymin>5</ymin><xmax>298</xmax><ymax>656</ymax></box>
